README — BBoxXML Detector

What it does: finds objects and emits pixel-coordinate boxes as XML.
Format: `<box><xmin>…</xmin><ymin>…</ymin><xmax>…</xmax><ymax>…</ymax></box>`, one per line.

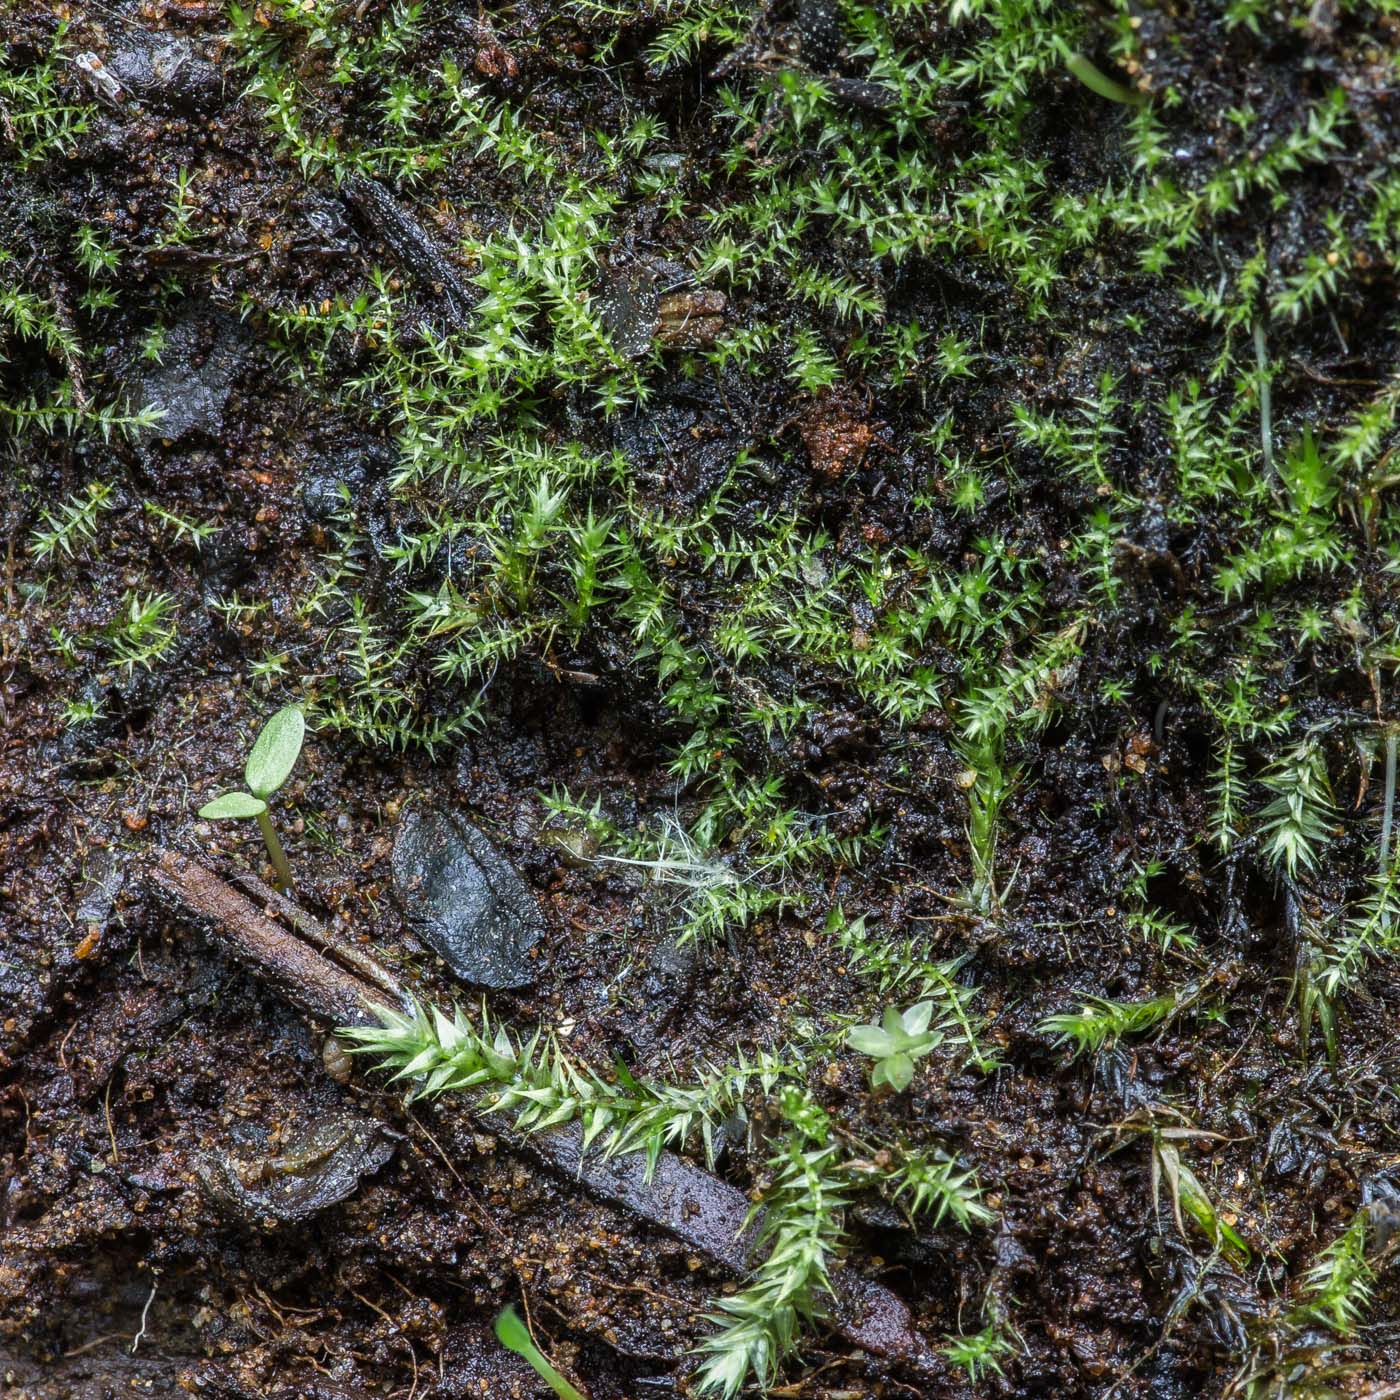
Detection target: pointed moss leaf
<box><xmin>244</xmin><ymin>705</ymin><xmax>305</xmax><ymax>798</ymax></box>
<box><xmin>199</xmin><ymin>790</ymin><xmax>266</xmax><ymax>819</ymax></box>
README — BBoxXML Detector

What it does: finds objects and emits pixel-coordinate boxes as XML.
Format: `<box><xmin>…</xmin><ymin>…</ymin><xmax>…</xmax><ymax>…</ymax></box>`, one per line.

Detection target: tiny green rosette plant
<box><xmin>199</xmin><ymin>705</ymin><xmax>305</xmax><ymax>892</ymax></box>
<box><xmin>847</xmin><ymin>1001</ymin><xmax>941</xmax><ymax>1092</ymax></box>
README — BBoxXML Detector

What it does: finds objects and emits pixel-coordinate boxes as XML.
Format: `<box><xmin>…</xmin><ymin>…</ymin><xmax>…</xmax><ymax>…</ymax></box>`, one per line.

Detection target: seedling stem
<box><xmin>256</xmin><ymin>807</ymin><xmax>296</xmax><ymax>893</ymax></box>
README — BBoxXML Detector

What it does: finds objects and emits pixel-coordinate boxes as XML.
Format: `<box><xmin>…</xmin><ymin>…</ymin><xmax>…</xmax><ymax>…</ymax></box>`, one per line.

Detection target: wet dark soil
<box><xmin>5</xmin><ymin>1</ymin><xmax>1400</xmax><ymax>1398</ymax></box>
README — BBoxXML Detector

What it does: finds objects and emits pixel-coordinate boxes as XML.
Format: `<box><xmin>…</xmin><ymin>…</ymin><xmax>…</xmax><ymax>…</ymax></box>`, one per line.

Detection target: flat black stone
<box><xmin>391</xmin><ymin>806</ymin><xmax>543</xmax><ymax>989</ymax></box>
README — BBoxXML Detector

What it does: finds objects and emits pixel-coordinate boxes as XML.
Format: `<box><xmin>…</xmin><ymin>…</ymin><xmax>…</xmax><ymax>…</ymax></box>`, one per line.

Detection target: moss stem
<box><xmin>1380</xmin><ymin>733</ymin><xmax>1397</xmax><ymax>877</ymax></box>
<box><xmin>1254</xmin><ymin>316</ymin><xmax>1274</xmax><ymax>481</ymax></box>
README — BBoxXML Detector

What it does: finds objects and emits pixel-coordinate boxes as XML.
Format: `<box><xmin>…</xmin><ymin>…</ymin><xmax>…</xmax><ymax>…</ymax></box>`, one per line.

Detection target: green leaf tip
<box><xmin>244</xmin><ymin>705</ymin><xmax>306</xmax><ymax>799</ymax></box>
<box><xmin>198</xmin><ymin>791</ymin><xmax>267</xmax><ymax>819</ymax></box>
<box><xmin>1065</xmin><ymin>52</ymin><xmax>1147</xmax><ymax>107</ymax></box>
<box><xmin>494</xmin><ymin>1305</ymin><xmax>586</xmax><ymax>1400</ymax></box>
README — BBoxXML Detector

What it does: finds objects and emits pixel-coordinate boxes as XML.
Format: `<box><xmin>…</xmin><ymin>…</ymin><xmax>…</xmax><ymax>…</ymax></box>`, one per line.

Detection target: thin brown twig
<box><xmin>62</xmin><ymin>1333</ymin><xmax>127</xmax><ymax>1357</ymax></box>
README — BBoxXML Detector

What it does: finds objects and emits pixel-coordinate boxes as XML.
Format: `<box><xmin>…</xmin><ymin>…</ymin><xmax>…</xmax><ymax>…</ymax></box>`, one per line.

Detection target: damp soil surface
<box><xmin>4</xmin><ymin>2</ymin><xmax>1400</xmax><ymax>1398</ymax></box>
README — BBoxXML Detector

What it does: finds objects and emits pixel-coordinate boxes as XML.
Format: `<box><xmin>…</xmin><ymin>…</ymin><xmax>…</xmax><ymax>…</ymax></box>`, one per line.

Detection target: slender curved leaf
<box><xmin>494</xmin><ymin>1305</ymin><xmax>585</xmax><ymax>1400</ymax></box>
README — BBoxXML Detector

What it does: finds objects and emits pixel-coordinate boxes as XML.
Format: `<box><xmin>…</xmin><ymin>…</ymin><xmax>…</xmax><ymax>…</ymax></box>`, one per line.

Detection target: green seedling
<box><xmin>847</xmin><ymin>1002</ymin><xmax>942</xmax><ymax>1091</ymax></box>
<box><xmin>198</xmin><ymin>705</ymin><xmax>305</xmax><ymax>892</ymax></box>
<box><xmin>494</xmin><ymin>1306</ymin><xmax>585</xmax><ymax>1400</ymax></box>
